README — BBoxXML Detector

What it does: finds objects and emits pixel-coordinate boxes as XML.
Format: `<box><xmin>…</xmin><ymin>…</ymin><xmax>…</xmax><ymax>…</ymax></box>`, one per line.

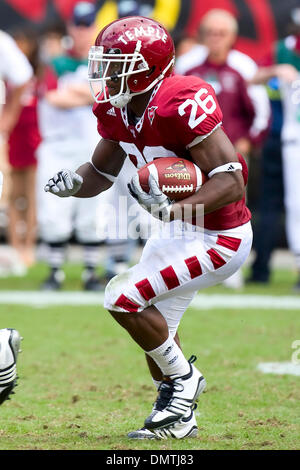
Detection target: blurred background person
<box><xmin>39</xmin><ymin>21</ymin><xmax>67</xmax><ymax>64</ymax></box>
<box><xmin>247</xmin><ymin>7</ymin><xmax>300</xmax><ymax>291</ymax></box>
<box><xmin>0</xmin><ymin>30</ymin><xmax>32</xmax><ymax>138</ymax></box>
<box><xmin>0</xmin><ymin>29</ymin><xmax>33</xmax><ymax>275</ymax></box>
<box><xmin>36</xmin><ymin>1</ymin><xmax>153</xmax><ymax>291</ymax></box>
<box><xmin>174</xmin><ymin>34</ymin><xmax>198</xmax><ymax>59</ymax></box>
<box><xmin>176</xmin><ymin>9</ymin><xmax>270</xmax><ymax>159</ymax></box>
<box><xmin>246</xmin><ymin>81</ymin><xmax>284</xmax><ymax>284</ymax></box>
<box><xmin>36</xmin><ymin>1</ymin><xmax>104</xmax><ymax>291</ymax></box>
<box><xmin>6</xmin><ymin>28</ymin><xmax>42</xmax><ymax>269</ymax></box>
<box><xmin>176</xmin><ymin>9</ymin><xmax>271</xmax><ymax>289</ymax></box>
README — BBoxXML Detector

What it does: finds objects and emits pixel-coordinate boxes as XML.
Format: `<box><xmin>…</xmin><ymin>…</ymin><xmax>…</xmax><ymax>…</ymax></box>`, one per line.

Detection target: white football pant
<box><xmin>104</xmin><ymin>220</ymin><xmax>253</xmax><ymax>336</ymax></box>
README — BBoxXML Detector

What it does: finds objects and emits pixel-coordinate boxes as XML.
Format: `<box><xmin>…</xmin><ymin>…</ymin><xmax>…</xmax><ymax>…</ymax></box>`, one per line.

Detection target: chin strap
<box><xmin>109</xmin><ymin>91</ymin><xmax>132</xmax><ymax>108</ymax></box>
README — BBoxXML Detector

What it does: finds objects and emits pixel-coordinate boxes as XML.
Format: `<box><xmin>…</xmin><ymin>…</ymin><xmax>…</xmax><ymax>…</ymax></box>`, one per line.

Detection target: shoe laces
<box><xmin>155</xmin><ymin>378</ymin><xmax>185</xmax><ymax>411</ymax></box>
<box><xmin>153</xmin><ymin>355</ymin><xmax>198</xmax><ymax>412</ymax></box>
<box><xmin>155</xmin><ymin>380</ymin><xmax>175</xmax><ymax>411</ymax></box>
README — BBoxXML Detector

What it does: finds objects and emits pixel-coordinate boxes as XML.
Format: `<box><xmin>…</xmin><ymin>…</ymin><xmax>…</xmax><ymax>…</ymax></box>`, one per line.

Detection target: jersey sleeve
<box><xmin>92</xmin><ymin>100</ymin><xmax>116</xmax><ymax>140</ymax></box>
<box><xmin>161</xmin><ymin>77</ymin><xmax>223</xmax><ymax>149</ymax></box>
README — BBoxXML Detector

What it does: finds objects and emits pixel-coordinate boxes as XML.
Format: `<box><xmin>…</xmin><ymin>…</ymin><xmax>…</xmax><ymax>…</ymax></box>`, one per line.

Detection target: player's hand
<box><xmin>44</xmin><ymin>169</ymin><xmax>83</xmax><ymax>197</ymax></box>
<box><xmin>275</xmin><ymin>64</ymin><xmax>298</xmax><ymax>83</ymax></box>
<box><xmin>128</xmin><ymin>174</ymin><xmax>173</xmax><ymax>221</ymax></box>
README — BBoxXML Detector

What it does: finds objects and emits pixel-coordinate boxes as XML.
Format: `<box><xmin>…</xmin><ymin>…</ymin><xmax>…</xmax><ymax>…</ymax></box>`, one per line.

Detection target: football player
<box><xmin>45</xmin><ymin>16</ymin><xmax>253</xmax><ymax>439</ymax></box>
<box><xmin>0</xmin><ymin>329</ymin><xmax>22</xmax><ymax>405</ymax></box>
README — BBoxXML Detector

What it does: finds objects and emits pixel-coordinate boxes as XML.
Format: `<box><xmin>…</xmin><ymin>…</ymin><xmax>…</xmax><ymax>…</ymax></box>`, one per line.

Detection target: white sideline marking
<box><xmin>257</xmin><ymin>362</ymin><xmax>300</xmax><ymax>376</ymax></box>
<box><xmin>0</xmin><ymin>291</ymin><xmax>300</xmax><ymax>310</ymax></box>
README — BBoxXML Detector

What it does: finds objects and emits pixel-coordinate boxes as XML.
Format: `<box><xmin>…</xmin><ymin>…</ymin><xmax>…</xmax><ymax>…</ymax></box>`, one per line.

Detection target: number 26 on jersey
<box><xmin>178</xmin><ymin>88</ymin><xmax>217</xmax><ymax>129</ymax></box>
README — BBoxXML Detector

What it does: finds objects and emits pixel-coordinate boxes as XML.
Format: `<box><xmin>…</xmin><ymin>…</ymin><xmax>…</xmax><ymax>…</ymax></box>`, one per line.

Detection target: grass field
<box><xmin>0</xmin><ymin>262</ymin><xmax>299</xmax><ymax>450</ymax></box>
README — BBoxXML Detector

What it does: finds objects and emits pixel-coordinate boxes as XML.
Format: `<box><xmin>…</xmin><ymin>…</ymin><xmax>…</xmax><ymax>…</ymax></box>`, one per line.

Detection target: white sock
<box><xmin>146</xmin><ymin>334</ymin><xmax>191</xmax><ymax>377</ymax></box>
<box><xmin>48</xmin><ymin>245</ymin><xmax>65</xmax><ymax>270</ymax></box>
<box><xmin>83</xmin><ymin>245</ymin><xmax>100</xmax><ymax>270</ymax></box>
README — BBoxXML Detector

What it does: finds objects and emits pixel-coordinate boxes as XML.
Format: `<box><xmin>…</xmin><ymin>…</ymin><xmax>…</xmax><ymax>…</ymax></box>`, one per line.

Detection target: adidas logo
<box><xmin>163</xmin><ymin>345</ymin><xmax>174</xmax><ymax>356</ymax></box>
<box><xmin>227</xmin><ymin>164</ymin><xmax>234</xmax><ymax>171</ymax></box>
<box><xmin>107</xmin><ymin>107</ymin><xmax>116</xmax><ymax>117</ymax></box>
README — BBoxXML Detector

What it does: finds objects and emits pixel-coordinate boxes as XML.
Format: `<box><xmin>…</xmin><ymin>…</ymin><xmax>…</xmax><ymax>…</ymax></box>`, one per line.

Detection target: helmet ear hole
<box><xmin>146</xmin><ymin>66</ymin><xmax>155</xmax><ymax>78</ymax></box>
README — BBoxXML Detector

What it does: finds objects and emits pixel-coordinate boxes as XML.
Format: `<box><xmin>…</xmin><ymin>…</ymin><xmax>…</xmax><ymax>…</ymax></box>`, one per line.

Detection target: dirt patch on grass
<box><xmin>247</xmin><ymin>416</ymin><xmax>286</xmax><ymax>427</ymax></box>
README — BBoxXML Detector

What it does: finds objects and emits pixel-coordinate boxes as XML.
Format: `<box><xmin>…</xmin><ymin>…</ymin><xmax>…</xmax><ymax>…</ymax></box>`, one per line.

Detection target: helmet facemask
<box><xmin>88</xmin><ymin>40</ymin><xmax>149</xmax><ymax>108</ymax></box>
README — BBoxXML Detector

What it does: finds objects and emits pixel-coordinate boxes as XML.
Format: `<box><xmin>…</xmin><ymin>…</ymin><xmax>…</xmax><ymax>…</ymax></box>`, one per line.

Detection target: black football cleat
<box><xmin>40</xmin><ymin>269</ymin><xmax>65</xmax><ymax>291</ymax></box>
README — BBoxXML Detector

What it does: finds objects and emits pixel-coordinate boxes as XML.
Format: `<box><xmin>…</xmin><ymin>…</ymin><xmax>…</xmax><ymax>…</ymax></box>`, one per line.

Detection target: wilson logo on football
<box><xmin>164</xmin><ymin>172</ymin><xmax>191</xmax><ymax>180</ymax></box>
<box><xmin>164</xmin><ymin>160</ymin><xmax>190</xmax><ymax>179</ymax></box>
<box><xmin>166</xmin><ymin>160</ymin><xmax>188</xmax><ymax>171</ymax></box>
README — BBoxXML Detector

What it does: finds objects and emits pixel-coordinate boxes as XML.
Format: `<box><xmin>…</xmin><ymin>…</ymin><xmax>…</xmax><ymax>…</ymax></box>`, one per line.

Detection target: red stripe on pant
<box><xmin>135</xmin><ymin>278</ymin><xmax>156</xmax><ymax>301</ymax></box>
<box><xmin>217</xmin><ymin>234</ymin><xmax>241</xmax><ymax>252</ymax></box>
<box><xmin>160</xmin><ymin>266</ymin><xmax>180</xmax><ymax>290</ymax></box>
<box><xmin>115</xmin><ymin>294</ymin><xmax>140</xmax><ymax>312</ymax></box>
<box><xmin>207</xmin><ymin>248</ymin><xmax>226</xmax><ymax>269</ymax></box>
<box><xmin>185</xmin><ymin>256</ymin><xmax>202</xmax><ymax>279</ymax></box>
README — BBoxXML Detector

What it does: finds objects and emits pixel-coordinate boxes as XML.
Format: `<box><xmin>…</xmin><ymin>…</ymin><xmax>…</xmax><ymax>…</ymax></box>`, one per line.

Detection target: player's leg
<box><xmin>36</xmin><ymin>142</ymin><xmax>73</xmax><ymax>290</ymax></box>
<box><xmin>7</xmin><ymin>168</ymin><xmax>27</xmax><ymax>261</ymax></box>
<box><xmin>105</xmin><ymin>221</ymin><xmax>252</xmax><ymax>433</ymax></box>
<box><xmin>23</xmin><ymin>165</ymin><xmax>37</xmax><ymax>267</ymax></box>
<box><xmin>129</xmin><ymin>331</ymin><xmax>201</xmax><ymax>440</ymax></box>
<box><xmin>100</xmin><ymin>158</ymin><xmax>142</xmax><ymax>286</ymax></box>
<box><xmin>109</xmin><ymin>304</ymin><xmax>205</xmax><ymax>431</ymax></box>
<box><xmin>105</xmin><ymin>230</ymin><xmax>204</xmax><ymax>433</ymax></box>
<box><xmin>8</xmin><ymin>166</ymin><xmax>37</xmax><ymax>268</ymax></box>
<box><xmin>75</xmin><ymin>194</ymin><xmax>107</xmax><ymax>291</ymax></box>
<box><xmin>282</xmin><ymin>142</ymin><xmax>300</xmax><ymax>290</ymax></box>
<box><xmin>145</xmin><ymin>332</ymin><xmax>182</xmax><ymax>381</ymax></box>
<box><xmin>109</xmin><ymin>288</ymin><xmax>201</xmax><ymax>439</ymax></box>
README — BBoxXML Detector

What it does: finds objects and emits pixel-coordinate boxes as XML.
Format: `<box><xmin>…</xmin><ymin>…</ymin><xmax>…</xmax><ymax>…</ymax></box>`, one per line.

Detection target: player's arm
<box><xmin>172</xmin><ymin>126</ymin><xmax>244</xmax><ymax>217</ymax></box>
<box><xmin>45</xmin><ymin>84</ymin><xmax>94</xmax><ymax>109</ymax></box>
<box><xmin>128</xmin><ymin>127</ymin><xmax>244</xmax><ymax>222</ymax></box>
<box><xmin>75</xmin><ymin>139</ymin><xmax>126</xmax><ymax>197</ymax></box>
<box><xmin>249</xmin><ymin>64</ymin><xmax>298</xmax><ymax>85</ymax></box>
<box><xmin>45</xmin><ymin>139</ymin><xmax>126</xmax><ymax>198</ymax></box>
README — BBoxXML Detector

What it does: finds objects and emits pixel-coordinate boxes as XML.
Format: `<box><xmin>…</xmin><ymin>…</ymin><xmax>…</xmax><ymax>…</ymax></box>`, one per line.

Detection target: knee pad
<box><xmin>104</xmin><ymin>273</ymin><xmax>148</xmax><ymax>313</ymax></box>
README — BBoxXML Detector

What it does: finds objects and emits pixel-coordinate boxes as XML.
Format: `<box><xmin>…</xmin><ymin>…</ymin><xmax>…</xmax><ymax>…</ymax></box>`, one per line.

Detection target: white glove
<box><xmin>44</xmin><ymin>169</ymin><xmax>83</xmax><ymax>197</ymax></box>
<box><xmin>128</xmin><ymin>173</ymin><xmax>174</xmax><ymax>221</ymax></box>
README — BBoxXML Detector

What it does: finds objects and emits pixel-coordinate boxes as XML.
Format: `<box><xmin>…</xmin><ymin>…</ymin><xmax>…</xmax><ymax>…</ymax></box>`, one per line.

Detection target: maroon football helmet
<box><xmin>88</xmin><ymin>16</ymin><xmax>175</xmax><ymax>108</ymax></box>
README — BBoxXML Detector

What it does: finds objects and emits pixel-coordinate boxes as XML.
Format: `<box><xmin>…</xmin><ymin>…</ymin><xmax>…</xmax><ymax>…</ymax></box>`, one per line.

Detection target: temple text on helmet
<box><xmin>118</xmin><ymin>26</ymin><xmax>168</xmax><ymax>45</ymax></box>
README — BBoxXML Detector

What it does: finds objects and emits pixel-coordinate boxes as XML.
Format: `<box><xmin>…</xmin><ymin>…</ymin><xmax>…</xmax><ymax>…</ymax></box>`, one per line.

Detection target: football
<box><xmin>137</xmin><ymin>157</ymin><xmax>207</xmax><ymax>201</ymax></box>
